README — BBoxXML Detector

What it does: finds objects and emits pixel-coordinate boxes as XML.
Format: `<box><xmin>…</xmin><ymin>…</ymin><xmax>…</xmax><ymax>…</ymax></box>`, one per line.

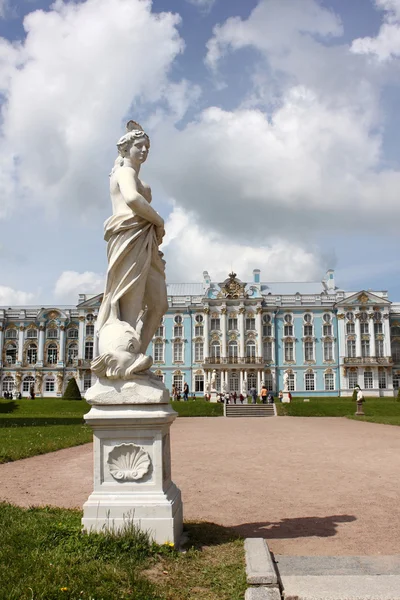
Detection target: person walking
<box><xmin>260</xmin><ymin>386</ymin><xmax>268</xmax><ymax>404</ymax></box>
<box><xmin>183</xmin><ymin>382</ymin><xmax>189</xmax><ymax>401</ymax></box>
<box><xmin>250</xmin><ymin>385</ymin><xmax>257</xmax><ymax>404</ymax></box>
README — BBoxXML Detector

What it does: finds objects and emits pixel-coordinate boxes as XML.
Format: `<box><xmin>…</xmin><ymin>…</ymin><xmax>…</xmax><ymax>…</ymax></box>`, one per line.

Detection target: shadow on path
<box><xmin>232</xmin><ymin>515</ymin><xmax>356</xmax><ymax>540</ymax></box>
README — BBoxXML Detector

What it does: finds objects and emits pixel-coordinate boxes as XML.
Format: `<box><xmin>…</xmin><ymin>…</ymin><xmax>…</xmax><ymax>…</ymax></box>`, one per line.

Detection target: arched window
<box><xmin>347</xmin><ymin>339</ymin><xmax>356</xmax><ymax>357</ymax></box>
<box><xmin>155</xmin><ymin>320</ymin><xmax>164</xmax><ymax>337</ymax></box>
<box><xmin>47</xmin><ymin>344</ymin><xmax>58</xmax><ymax>364</ymax></box>
<box><xmin>27</xmin><ymin>343</ymin><xmax>38</xmax><ymax>365</ymax></box>
<box><xmin>285</xmin><ymin>372</ymin><xmax>295</xmax><ymax>391</ymax></box>
<box><xmin>247</xmin><ymin>372</ymin><xmax>257</xmax><ymax>390</ymax></box>
<box><xmin>173</xmin><ymin>341</ymin><xmax>183</xmax><ymax>362</ymax></box>
<box><xmin>5</xmin><ymin>329</ymin><xmax>17</xmax><ymax>339</ymax></box>
<box><xmin>67</xmin><ymin>328</ymin><xmax>79</xmax><ymax>339</ymax></box>
<box><xmin>194</xmin><ymin>341</ymin><xmax>203</xmax><ymax>362</ymax></box>
<box><xmin>284</xmin><ymin>340</ymin><xmax>294</xmax><ymax>362</ymax></box>
<box><xmin>348</xmin><ymin>369</ymin><xmax>358</xmax><ymax>388</ymax></box>
<box><xmin>324</xmin><ymin>372</ymin><xmax>334</xmax><ymax>391</ymax></box>
<box><xmin>2</xmin><ymin>375</ymin><xmax>14</xmax><ymax>392</ymax></box>
<box><xmin>86</xmin><ymin>324</ymin><xmax>95</xmax><ymax>336</ymax></box>
<box><xmin>263</xmin><ymin>341</ymin><xmax>272</xmax><ymax>361</ymax></box>
<box><xmin>211</xmin><ymin>341</ymin><xmax>220</xmax><ymax>359</ymax></box>
<box><xmin>228</xmin><ymin>340</ymin><xmax>238</xmax><ymax>360</ymax></box>
<box><xmin>304</xmin><ymin>313</ymin><xmax>312</xmax><ymax>323</ymax></box>
<box><xmin>5</xmin><ymin>343</ymin><xmax>17</xmax><ymax>365</ymax></box>
<box><xmin>173</xmin><ymin>374</ymin><xmax>183</xmax><ymax>392</ymax></box>
<box><xmin>392</xmin><ymin>341</ymin><xmax>400</xmax><ymax>363</ymax></box>
<box><xmin>305</xmin><ymin>371</ymin><xmax>315</xmax><ymax>391</ymax></box>
<box><xmin>85</xmin><ymin>341</ymin><xmax>94</xmax><ymax>360</ymax></box>
<box><xmin>67</xmin><ymin>343</ymin><xmax>78</xmax><ymax>364</ymax></box>
<box><xmin>154</xmin><ymin>341</ymin><xmax>164</xmax><ymax>362</ymax></box>
<box><xmin>346</xmin><ymin>312</ymin><xmax>354</xmax><ymax>321</ymax></box>
<box><xmin>45</xmin><ymin>377</ymin><xmax>55</xmax><ymax>392</ymax></box>
<box><xmin>27</xmin><ymin>329</ymin><xmax>38</xmax><ymax>339</ymax></box>
<box><xmin>346</xmin><ymin>322</ymin><xmax>355</xmax><ymax>334</ymax></box>
<box><xmin>284</xmin><ymin>315</ymin><xmax>293</xmax><ymax>336</ymax></box>
<box><xmin>263</xmin><ymin>314</ymin><xmax>272</xmax><ymax>337</ymax></box>
<box><xmin>86</xmin><ymin>314</ymin><xmax>94</xmax><ymax>322</ymax></box>
<box><xmin>323</xmin><ymin>341</ymin><xmax>333</xmax><ymax>361</ymax></box>
<box><xmin>378</xmin><ymin>369</ymin><xmax>387</xmax><ymax>389</ymax></box>
<box><xmin>323</xmin><ymin>313</ymin><xmax>331</xmax><ymax>323</ymax></box>
<box><xmin>229</xmin><ymin>371</ymin><xmax>239</xmax><ymax>391</ymax></box>
<box><xmin>194</xmin><ymin>373</ymin><xmax>204</xmax><ymax>392</ymax></box>
<box><xmin>246</xmin><ymin>340</ymin><xmax>256</xmax><ymax>360</ymax></box>
<box><xmin>195</xmin><ymin>315</ymin><xmax>204</xmax><ymax>337</ymax></box>
<box><xmin>22</xmin><ymin>376</ymin><xmax>35</xmax><ymax>393</ymax></box>
<box><xmin>47</xmin><ymin>327</ymin><xmax>58</xmax><ymax>339</ymax></box>
<box><xmin>174</xmin><ymin>315</ymin><xmax>183</xmax><ymax>337</ymax></box>
<box><xmin>364</xmin><ymin>370</ymin><xmax>373</xmax><ymax>389</ymax></box>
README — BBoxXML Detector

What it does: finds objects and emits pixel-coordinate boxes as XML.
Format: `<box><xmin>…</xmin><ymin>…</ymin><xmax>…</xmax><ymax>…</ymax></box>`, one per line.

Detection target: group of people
<box><xmin>216</xmin><ymin>386</ymin><xmax>275</xmax><ymax>404</ymax></box>
<box><xmin>3</xmin><ymin>386</ymin><xmax>35</xmax><ymax>400</ymax></box>
<box><xmin>172</xmin><ymin>382</ymin><xmax>190</xmax><ymax>402</ymax></box>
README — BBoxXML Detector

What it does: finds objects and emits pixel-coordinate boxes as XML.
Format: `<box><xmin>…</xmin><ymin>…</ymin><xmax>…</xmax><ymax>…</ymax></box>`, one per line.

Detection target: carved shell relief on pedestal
<box><xmin>107</xmin><ymin>443</ymin><xmax>151</xmax><ymax>482</ymax></box>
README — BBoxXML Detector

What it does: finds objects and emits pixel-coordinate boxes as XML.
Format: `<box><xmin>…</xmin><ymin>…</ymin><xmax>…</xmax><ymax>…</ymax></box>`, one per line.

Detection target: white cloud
<box><xmin>0</xmin><ymin>285</ymin><xmax>35</xmax><ymax>305</ymax></box>
<box><xmin>0</xmin><ymin>0</ymin><xmax>191</xmax><ymax>219</ymax></box>
<box><xmin>162</xmin><ymin>204</ymin><xmax>323</xmax><ymax>282</ymax></box>
<box><xmin>185</xmin><ymin>0</ymin><xmax>216</xmax><ymax>13</ymax></box>
<box><xmin>54</xmin><ymin>270</ymin><xmax>105</xmax><ymax>303</ymax></box>
<box><xmin>351</xmin><ymin>0</ymin><xmax>400</xmax><ymax>60</ymax></box>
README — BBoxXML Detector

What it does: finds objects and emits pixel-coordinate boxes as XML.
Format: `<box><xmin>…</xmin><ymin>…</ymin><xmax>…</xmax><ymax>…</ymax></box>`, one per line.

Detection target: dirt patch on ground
<box><xmin>1</xmin><ymin>416</ymin><xmax>399</xmax><ymax>555</ymax></box>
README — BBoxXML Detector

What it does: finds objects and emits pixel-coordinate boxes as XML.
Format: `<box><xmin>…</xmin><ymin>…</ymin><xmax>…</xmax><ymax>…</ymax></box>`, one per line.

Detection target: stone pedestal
<box><xmin>355</xmin><ymin>401</ymin><xmax>365</xmax><ymax>416</ymax></box>
<box><xmin>282</xmin><ymin>392</ymin><xmax>291</xmax><ymax>403</ymax></box>
<box><xmin>82</xmin><ymin>377</ymin><xmax>183</xmax><ymax>545</ymax></box>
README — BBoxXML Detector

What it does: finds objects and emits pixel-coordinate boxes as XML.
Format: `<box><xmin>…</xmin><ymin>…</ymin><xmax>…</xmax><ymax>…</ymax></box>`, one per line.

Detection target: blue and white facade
<box><xmin>1</xmin><ymin>269</ymin><xmax>399</xmax><ymax>397</ymax></box>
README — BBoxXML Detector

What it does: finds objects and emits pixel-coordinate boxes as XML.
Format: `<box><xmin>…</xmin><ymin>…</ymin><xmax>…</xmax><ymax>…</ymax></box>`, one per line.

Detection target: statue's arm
<box><xmin>117</xmin><ymin>167</ymin><xmax>163</xmax><ymax>227</ymax></box>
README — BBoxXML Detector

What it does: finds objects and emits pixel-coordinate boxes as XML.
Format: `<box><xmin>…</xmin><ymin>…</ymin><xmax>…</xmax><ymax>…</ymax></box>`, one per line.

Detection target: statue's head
<box><xmin>116</xmin><ymin>120</ymin><xmax>150</xmax><ymax>166</ymax></box>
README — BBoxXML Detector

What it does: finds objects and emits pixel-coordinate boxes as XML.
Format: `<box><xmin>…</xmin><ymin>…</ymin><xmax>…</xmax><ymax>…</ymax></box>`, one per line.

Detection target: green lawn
<box><xmin>0</xmin><ymin>503</ymin><xmax>246</xmax><ymax>600</ymax></box>
<box><xmin>276</xmin><ymin>396</ymin><xmax>400</xmax><ymax>425</ymax></box>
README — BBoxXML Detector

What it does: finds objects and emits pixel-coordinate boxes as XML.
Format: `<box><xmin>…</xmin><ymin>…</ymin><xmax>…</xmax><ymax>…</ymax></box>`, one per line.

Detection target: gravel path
<box><xmin>1</xmin><ymin>416</ymin><xmax>399</xmax><ymax>556</ymax></box>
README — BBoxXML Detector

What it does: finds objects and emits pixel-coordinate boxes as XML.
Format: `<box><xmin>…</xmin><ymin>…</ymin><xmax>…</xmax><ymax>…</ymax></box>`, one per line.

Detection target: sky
<box><xmin>0</xmin><ymin>0</ymin><xmax>400</xmax><ymax>305</ymax></box>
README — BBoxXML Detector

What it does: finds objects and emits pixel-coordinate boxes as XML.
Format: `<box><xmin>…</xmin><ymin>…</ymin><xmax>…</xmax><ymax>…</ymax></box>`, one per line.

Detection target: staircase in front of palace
<box><xmin>224</xmin><ymin>403</ymin><xmax>276</xmax><ymax>417</ymax></box>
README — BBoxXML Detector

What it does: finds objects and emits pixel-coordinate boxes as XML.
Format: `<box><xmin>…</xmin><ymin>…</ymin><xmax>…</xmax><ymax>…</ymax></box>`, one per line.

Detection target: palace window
<box><xmin>27</xmin><ymin>344</ymin><xmax>37</xmax><ymax>364</ymax></box>
<box><xmin>228</xmin><ymin>341</ymin><xmax>238</xmax><ymax>359</ymax></box>
<box><xmin>154</xmin><ymin>341</ymin><xmax>164</xmax><ymax>362</ymax></box>
<box><xmin>348</xmin><ymin>370</ymin><xmax>358</xmax><ymax>389</ymax></box>
<box><xmin>194</xmin><ymin>342</ymin><xmax>204</xmax><ymax>362</ymax></box>
<box><xmin>286</xmin><ymin>373</ymin><xmax>295</xmax><ymax>392</ymax></box>
<box><xmin>393</xmin><ymin>373</ymin><xmax>400</xmax><ymax>389</ymax></box>
<box><xmin>22</xmin><ymin>376</ymin><xmax>35</xmax><ymax>393</ymax></box>
<box><xmin>392</xmin><ymin>341</ymin><xmax>400</xmax><ymax>363</ymax></box>
<box><xmin>173</xmin><ymin>341</ymin><xmax>183</xmax><ymax>362</ymax></box>
<box><xmin>45</xmin><ymin>377</ymin><xmax>55</xmax><ymax>392</ymax></box>
<box><xmin>346</xmin><ymin>312</ymin><xmax>354</xmax><ymax>321</ymax></box>
<box><xmin>195</xmin><ymin>374</ymin><xmax>204</xmax><ymax>392</ymax></box>
<box><xmin>84</xmin><ymin>373</ymin><xmax>92</xmax><ymax>391</ymax></box>
<box><xmin>5</xmin><ymin>329</ymin><xmax>17</xmax><ymax>339</ymax></box>
<box><xmin>86</xmin><ymin>324</ymin><xmax>95</xmax><ymax>336</ymax></box>
<box><xmin>324</xmin><ymin>373</ymin><xmax>335</xmax><ymax>391</ymax></box>
<box><xmin>47</xmin><ymin>328</ymin><xmax>58</xmax><ymax>339</ymax></box>
<box><xmin>360</xmin><ymin>311</ymin><xmax>368</xmax><ymax>321</ymax></box>
<box><xmin>284</xmin><ymin>341</ymin><xmax>294</xmax><ymax>362</ymax></box>
<box><xmin>304</xmin><ymin>341</ymin><xmax>314</xmax><ymax>361</ymax></box>
<box><xmin>228</xmin><ymin>317</ymin><xmax>238</xmax><ymax>331</ymax></box>
<box><xmin>392</xmin><ymin>325</ymin><xmax>400</xmax><ymax>336</ymax></box>
<box><xmin>263</xmin><ymin>341</ymin><xmax>273</xmax><ymax>361</ymax></box>
<box><xmin>47</xmin><ymin>344</ymin><xmax>58</xmax><ymax>364</ymax></box>
<box><xmin>346</xmin><ymin>323</ymin><xmax>355</xmax><ymax>334</ymax></box>
<box><xmin>85</xmin><ymin>342</ymin><xmax>94</xmax><ymax>360</ymax></box>
<box><xmin>304</xmin><ymin>314</ymin><xmax>312</xmax><ymax>323</ymax></box>
<box><xmin>263</xmin><ymin>314</ymin><xmax>272</xmax><ymax>336</ymax></box>
<box><xmin>67</xmin><ymin>343</ymin><xmax>78</xmax><ymax>363</ymax></box>
<box><xmin>304</xmin><ymin>325</ymin><xmax>313</xmax><ymax>336</ymax></box>
<box><xmin>86</xmin><ymin>314</ymin><xmax>94</xmax><ymax>322</ymax></box>
<box><xmin>323</xmin><ymin>324</ymin><xmax>332</xmax><ymax>336</ymax></box>
<box><xmin>324</xmin><ymin>341</ymin><xmax>333</xmax><ymax>361</ymax></box>
<box><xmin>173</xmin><ymin>374</ymin><xmax>183</xmax><ymax>392</ymax></box>
<box><xmin>229</xmin><ymin>371</ymin><xmax>239</xmax><ymax>392</ymax></box>
<box><xmin>284</xmin><ymin>314</ymin><xmax>292</xmax><ymax>324</ymax></box>
<box><xmin>361</xmin><ymin>340</ymin><xmax>370</xmax><ymax>358</ymax></box>
<box><xmin>305</xmin><ymin>372</ymin><xmax>315</xmax><ymax>391</ymax></box>
<box><xmin>247</xmin><ymin>372</ymin><xmax>257</xmax><ymax>390</ymax></box>
<box><xmin>323</xmin><ymin>314</ymin><xmax>331</xmax><ymax>323</ymax></box>
<box><xmin>347</xmin><ymin>340</ymin><xmax>356</xmax><ymax>358</ymax></box>
<box><xmin>378</xmin><ymin>370</ymin><xmax>387</xmax><ymax>389</ymax></box>
<box><xmin>284</xmin><ymin>325</ymin><xmax>293</xmax><ymax>337</ymax></box>
<box><xmin>376</xmin><ymin>339</ymin><xmax>384</xmax><ymax>358</ymax></box>
<box><xmin>174</xmin><ymin>315</ymin><xmax>183</xmax><ymax>337</ymax></box>
<box><xmin>374</xmin><ymin>323</ymin><xmax>383</xmax><ymax>335</ymax></box>
<box><xmin>5</xmin><ymin>344</ymin><xmax>17</xmax><ymax>365</ymax></box>
<box><xmin>246</xmin><ymin>341</ymin><xmax>256</xmax><ymax>358</ymax></box>
<box><xmin>360</xmin><ymin>322</ymin><xmax>369</xmax><ymax>335</ymax></box>
<box><xmin>374</xmin><ymin>311</ymin><xmax>382</xmax><ymax>322</ymax></box>
<box><xmin>67</xmin><ymin>328</ymin><xmax>78</xmax><ymax>339</ymax></box>
<box><xmin>2</xmin><ymin>376</ymin><xmax>14</xmax><ymax>392</ymax></box>
<box><xmin>195</xmin><ymin>315</ymin><xmax>204</xmax><ymax>336</ymax></box>
<box><xmin>211</xmin><ymin>341</ymin><xmax>220</xmax><ymax>359</ymax></box>
<box><xmin>27</xmin><ymin>329</ymin><xmax>38</xmax><ymax>339</ymax></box>
<box><xmin>246</xmin><ymin>318</ymin><xmax>256</xmax><ymax>331</ymax></box>
<box><xmin>210</xmin><ymin>318</ymin><xmax>220</xmax><ymax>331</ymax></box>
<box><xmin>264</xmin><ymin>373</ymin><xmax>273</xmax><ymax>390</ymax></box>
<box><xmin>155</xmin><ymin>323</ymin><xmax>164</xmax><ymax>337</ymax></box>
<box><xmin>364</xmin><ymin>370</ymin><xmax>373</xmax><ymax>389</ymax></box>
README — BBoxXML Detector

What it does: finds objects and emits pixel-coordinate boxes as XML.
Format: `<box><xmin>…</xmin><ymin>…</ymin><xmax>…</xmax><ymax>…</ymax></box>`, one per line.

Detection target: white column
<box><xmin>59</xmin><ymin>326</ymin><xmax>66</xmax><ymax>364</ymax></box>
<box><xmin>221</xmin><ymin>306</ymin><xmax>227</xmax><ymax>358</ymax></box>
<box><xmin>239</xmin><ymin>306</ymin><xmax>245</xmax><ymax>359</ymax></box>
<box><xmin>338</xmin><ymin>315</ymin><xmax>346</xmax><ymax>361</ymax></box>
<box><xmin>240</xmin><ymin>369</ymin><xmax>244</xmax><ymax>392</ymax></box>
<box><xmin>203</xmin><ymin>309</ymin><xmax>209</xmax><ymax>359</ymax></box>
<box><xmin>0</xmin><ymin>324</ymin><xmax>3</xmax><ymax>366</ymax></box>
<box><xmin>383</xmin><ymin>315</ymin><xmax>391</xmax><ymax>357</ymax></box>
<box><xmin>78</xmin><ymin>317</ymin><xmax>85</xmax><ymax>359</ymax></box>
<box><xmin>256</xmin><ymin>306</ymin><xmax>263</xmax><ymax>358</ymax></box>
<box><xmin>257</xmin><ymin>370</ymin><xmax>262</xmax><ymax>392</ymax></box>
<box><xmin>38</xmin><ymin>325</ymin><xmax>45</xmax><ymax>364</ymax></box>
<box><xmin>17</xmin><ymin>326</ymin><xmax>24</xmax><ymax>363</ymax></box>
<box><xmin>355</xmin><ymin>317</ymin><xmax>362</xmax><ymax>357</ymax></box>
<box><xmin>370</xmin><ymin>319</ymin><xmax>376</xmax><ymax>358</ymax></box>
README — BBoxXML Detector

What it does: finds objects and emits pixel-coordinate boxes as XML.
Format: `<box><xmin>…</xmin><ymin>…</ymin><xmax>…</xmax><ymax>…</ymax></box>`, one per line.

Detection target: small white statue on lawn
<box><xmin>283</xmin><ymin>372</ymin><xmax>289</xmax><ymax>392</ymax></box>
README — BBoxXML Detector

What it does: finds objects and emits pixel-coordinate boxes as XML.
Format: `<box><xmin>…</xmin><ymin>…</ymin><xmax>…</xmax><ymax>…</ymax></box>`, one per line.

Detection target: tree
<box><xmin>63</xmin><ymin>377</ymin><xmax>82</xmax><ymax>400</ymax></box>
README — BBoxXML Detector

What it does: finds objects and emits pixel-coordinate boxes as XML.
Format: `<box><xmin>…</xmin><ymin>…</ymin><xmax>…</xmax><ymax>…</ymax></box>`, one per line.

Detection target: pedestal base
<box><xmin>282</xmin><ymin>392</ymin><xmax>291</xmax><ymax>403</ymax></box>
<box><xmin>82</xmin><ymin>402</ymin><xmax>183</xmax><ymax>545</ymax></box>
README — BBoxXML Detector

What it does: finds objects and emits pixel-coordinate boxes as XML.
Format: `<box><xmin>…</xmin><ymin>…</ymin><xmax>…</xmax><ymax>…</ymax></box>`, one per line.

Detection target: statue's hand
<box><xmin>156</xmin><ymin>225</ymin><xmax>165</xmax><ymax>245</ymax></box>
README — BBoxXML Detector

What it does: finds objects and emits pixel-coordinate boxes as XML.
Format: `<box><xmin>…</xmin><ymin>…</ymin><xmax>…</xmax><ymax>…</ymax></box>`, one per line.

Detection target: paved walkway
<box><xmin>1</xmin><ymin>417</ymin><xmax>400</xmax><ymax>556</ymax></box>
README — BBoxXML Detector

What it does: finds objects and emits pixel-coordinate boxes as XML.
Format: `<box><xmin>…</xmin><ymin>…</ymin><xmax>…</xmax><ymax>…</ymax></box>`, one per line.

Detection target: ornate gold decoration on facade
<box><xmin>238</xmin><ymin>307</ymin><xmax>246</xmax><ymax>314</ymax></box>
<box><xmin>384</xmin><ymin>314</ymin><xmax>390</xmax><ymax>319</ymax></box>
<box><xmin>256</xmin><ymin>306</ymin><xmax>262</xmax><ymax>314</ymax></box>
<box><xmin>211</xmin><ymin>312</ymin><xmax>219</xmax><ymax>319</ymax></box>
<box><xmin>19</xmin><ymin>325</ymin><xmax>25</xmax><ymax>331</ymax></box>
<box><xmin>60</xmin><ymin>325</ymin><xmax>65</xmax><ymax>331</ymax></box>
<box><xmin>221</xmin><ymin>307</ymin><xmax>227</xmax><ymax>315</ymax></box>
<box><xmin>337</xmin><ymin>313</ymin><xmax>345</xmax><ymax>319</ymax></box>
<box><xmin>229</xmin><ymin>333</ymin><xmax>237</xmax><ymax>340</ymax></box>
<box><xmin>204</xmin><ymin>307</ymin><xmax>210</xmax><ymax>315</ymax></box>
<box><xmin>48</xmin><ymin>311</ymin><xmax>60</xmax><ymax>319</ymax></box>
<box><xmin>357</xmin><ymin>293</ymin><xmax>369</xmax><ymax>305</ymax></box>
<box><xmin>39</xmin><ymin>325</ymin><xmax>45</xmax><ymax>331</ymax></box>
<box><xmin>218</xmin><ymin>272</ymin><xmax>248</xmax><ymax>299</ymax></box>
<box><xmin>79</xmin><ymin>316</ymin><xmax>85</xmax><ymax>322</ymax></box>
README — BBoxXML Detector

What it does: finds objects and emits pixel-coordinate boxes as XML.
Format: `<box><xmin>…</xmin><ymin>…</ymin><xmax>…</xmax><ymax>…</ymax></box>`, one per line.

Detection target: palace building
<box><xmin>1</xmin><ymin>269</ymin><xmax>400</xmax><ymax>397</ymax></box>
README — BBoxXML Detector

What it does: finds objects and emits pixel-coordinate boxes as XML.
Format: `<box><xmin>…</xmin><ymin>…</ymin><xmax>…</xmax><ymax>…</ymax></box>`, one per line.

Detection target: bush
<box><xmin>63</xmin><ymin>377</ymin><xmax>82</xmax><ymax>400</ymax></box>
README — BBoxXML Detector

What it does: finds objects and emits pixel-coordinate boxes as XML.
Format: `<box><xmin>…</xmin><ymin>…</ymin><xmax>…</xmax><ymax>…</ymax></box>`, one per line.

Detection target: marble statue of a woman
<box><xmin>91</xmin><ymin>121</ymin><xmax>168</xmax><ymax>383</ymax></box>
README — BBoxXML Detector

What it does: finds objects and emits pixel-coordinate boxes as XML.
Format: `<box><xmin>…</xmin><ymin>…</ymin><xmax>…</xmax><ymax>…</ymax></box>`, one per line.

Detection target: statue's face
<box><xmin>129</xmin><ymin>136</ymin><xmax>149</xmax><ymax>164</ymax></box>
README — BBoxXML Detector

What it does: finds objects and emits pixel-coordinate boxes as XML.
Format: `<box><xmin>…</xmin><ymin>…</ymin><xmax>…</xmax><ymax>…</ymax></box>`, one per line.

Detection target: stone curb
<box><xmin>245</xmin><ymin>538</ymin><xmax>279</xmax><ymax>586</ymax></box>
<box><xmin>245</xmin><ymin>587</ymin><xmax>281</xmax><ymax>600</ymax></box>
